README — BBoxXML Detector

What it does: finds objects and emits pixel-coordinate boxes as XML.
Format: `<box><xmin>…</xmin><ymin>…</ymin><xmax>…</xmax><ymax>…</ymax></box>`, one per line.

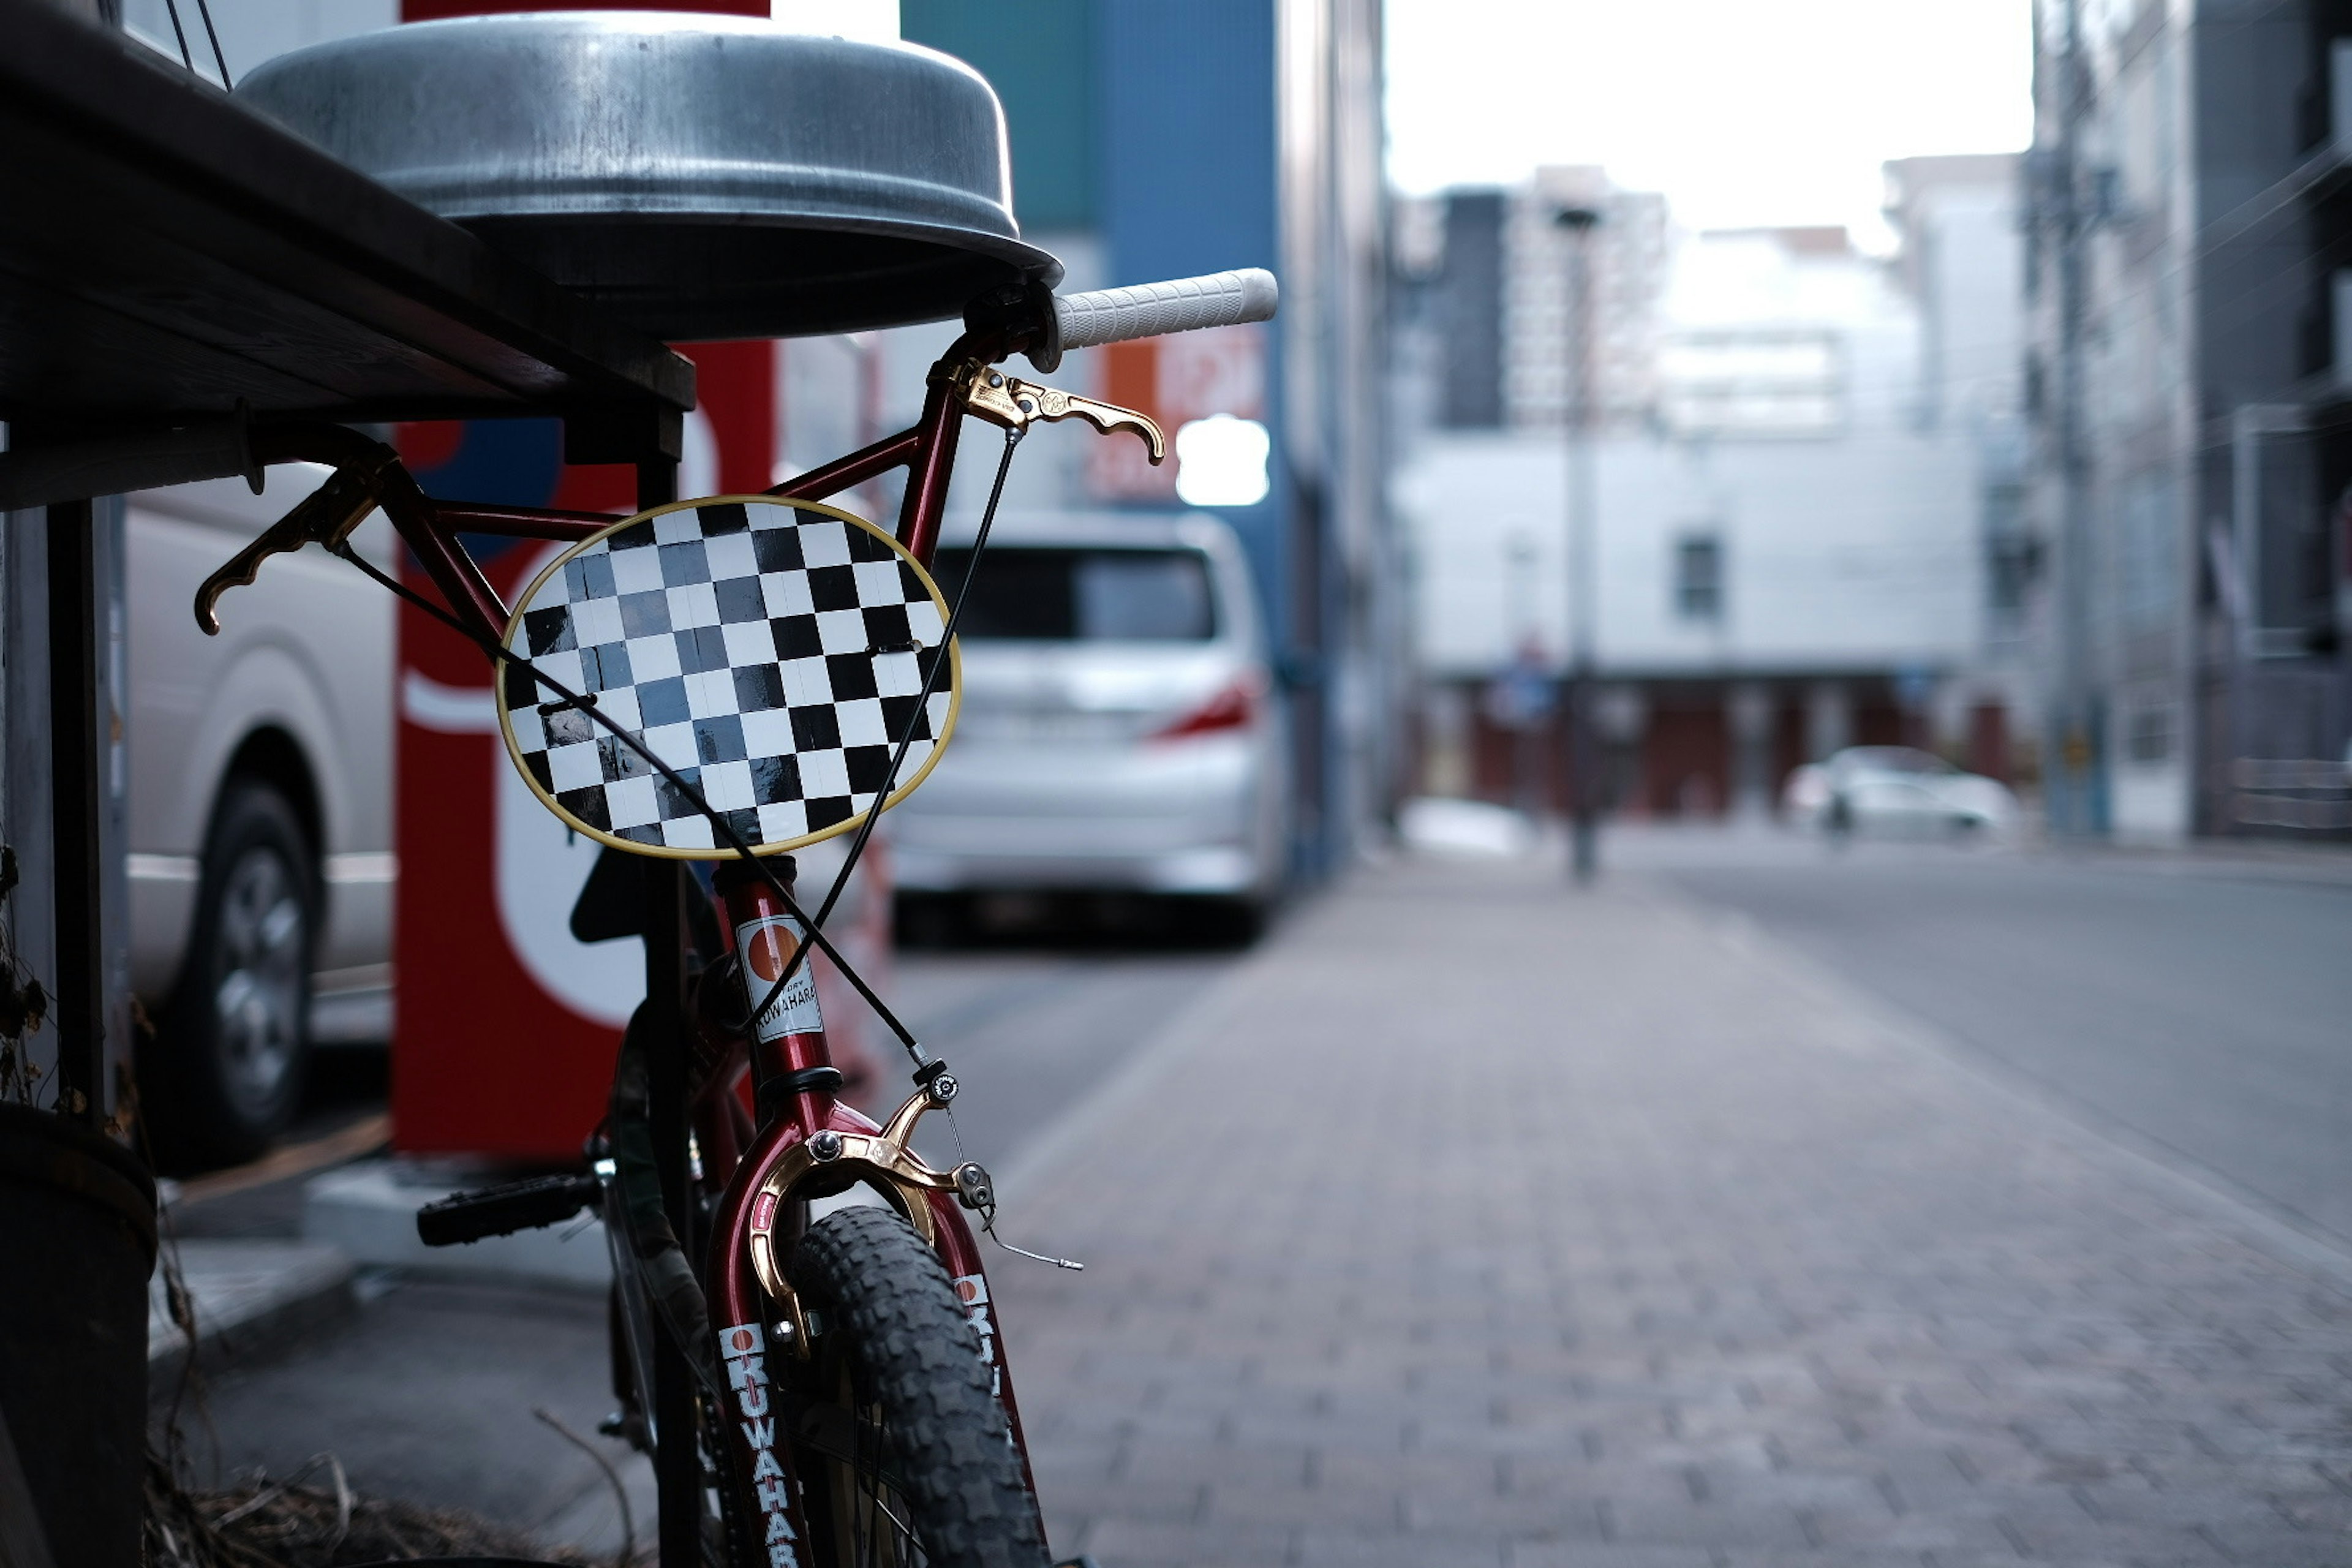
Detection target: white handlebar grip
<box><xmin>1052</xmin><ymin>268</ymin><xmax>1280</xmax><ymax>351</ymax></box>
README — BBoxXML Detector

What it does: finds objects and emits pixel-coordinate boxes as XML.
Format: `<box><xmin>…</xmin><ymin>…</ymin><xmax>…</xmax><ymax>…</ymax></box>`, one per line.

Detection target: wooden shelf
<box><xmin>0</xmin><ymin>0</ymin><xmax>693</xmax><ymax>434</ymax></box>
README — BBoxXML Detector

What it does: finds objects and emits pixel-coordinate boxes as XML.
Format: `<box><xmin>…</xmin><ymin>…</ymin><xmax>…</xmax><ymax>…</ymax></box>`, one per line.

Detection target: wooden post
<box><xmin>45</xmin><ymin>499</ymin><xmax>104</xmax><ymax>1129</ymax></box>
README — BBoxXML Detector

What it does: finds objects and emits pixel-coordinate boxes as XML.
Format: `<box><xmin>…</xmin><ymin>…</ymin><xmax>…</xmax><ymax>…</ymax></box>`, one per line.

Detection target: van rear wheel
<box><xmin>149</xmin><ymin>780</ymin><xmax>315</xmax><ymax>1166</ymax></box>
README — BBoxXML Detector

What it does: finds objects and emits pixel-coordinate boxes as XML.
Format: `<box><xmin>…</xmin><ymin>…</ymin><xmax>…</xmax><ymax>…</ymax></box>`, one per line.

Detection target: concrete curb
<box><xmin>148</xmin><ymin>1239</ymin><xmax>356</xmax><ymax>1392</ymax></box>
<box><xmin>303</xmin><ymin>1159</ymin><xmax>611</xmax><ymax>1290</ymax></box>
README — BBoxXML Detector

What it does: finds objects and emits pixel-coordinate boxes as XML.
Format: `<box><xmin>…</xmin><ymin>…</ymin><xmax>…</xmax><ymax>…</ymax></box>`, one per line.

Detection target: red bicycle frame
<box><xmin>232</xmin><ymin>339</ymin><xmax>972</xmax><ymax>652</ymax></box>
<box><xmin>701</xmin><ymin>856</ymin><xmax>1039</xmax><ymax>1554</ymax></box>
<box><xmin>233</xmin><ymin>324</ymin><xmax>1046</xmax><ymax>1555</ymax></box>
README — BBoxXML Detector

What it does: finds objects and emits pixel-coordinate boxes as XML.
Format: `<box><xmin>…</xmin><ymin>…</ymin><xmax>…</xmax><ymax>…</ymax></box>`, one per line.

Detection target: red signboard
<box><xmin>392</xmin><ymin>343</ymin><xmax>774</xmax><ymax>1158</ymax></box>
<box><xmin>386</xmin><ymin>0</ymin><xmax>878</xmax><ymax>1161</ymax></box>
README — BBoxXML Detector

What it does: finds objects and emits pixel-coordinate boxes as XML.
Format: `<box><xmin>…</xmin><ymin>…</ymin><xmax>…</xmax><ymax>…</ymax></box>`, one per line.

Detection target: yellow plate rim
<box><xmin>494</xmin><ymin>492</ymin><xmax>962</xmax><ymax>861</ymax></box>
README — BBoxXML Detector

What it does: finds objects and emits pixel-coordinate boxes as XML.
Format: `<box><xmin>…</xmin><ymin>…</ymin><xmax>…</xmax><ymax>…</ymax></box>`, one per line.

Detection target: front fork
<box><xmin>702</xmin><ymin>858</ymin><xmax>1043</xmax><ymax>1564</ymax></box>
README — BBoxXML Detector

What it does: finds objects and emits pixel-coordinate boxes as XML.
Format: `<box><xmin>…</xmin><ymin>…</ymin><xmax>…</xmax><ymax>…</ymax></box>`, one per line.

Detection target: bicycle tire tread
<box><xmin>789</xmin><ymin>1205</ymin><xmax>1047</xmax><ymax>1568</ymax></box>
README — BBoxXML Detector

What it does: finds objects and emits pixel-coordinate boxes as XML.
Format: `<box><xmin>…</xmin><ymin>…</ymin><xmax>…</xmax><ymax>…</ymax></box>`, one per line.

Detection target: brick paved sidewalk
<box><xmin>987</xmin><ymin>854</ymin><xmax>2352</xmax><ymax>1568</ymax></box>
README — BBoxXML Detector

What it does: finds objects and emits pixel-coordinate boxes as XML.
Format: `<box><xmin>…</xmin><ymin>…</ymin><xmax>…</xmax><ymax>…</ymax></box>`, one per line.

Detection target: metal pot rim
<box><xmin>233</xmin><ymin>14</ymin><xmax>1060</xmax><ymax>336</ymax></box>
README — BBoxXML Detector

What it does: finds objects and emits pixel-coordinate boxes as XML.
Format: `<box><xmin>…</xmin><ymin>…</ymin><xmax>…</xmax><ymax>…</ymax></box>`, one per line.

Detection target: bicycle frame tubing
<box><xmin>700</xmin><ymin>858</ymin><xmax>1041</xmax><ymax>1559</ymax></box>
<box><xmin>250</xmin><ymin>325</ymin><xmax>983</xmax><ymax>641</ymax></box>
<box><xmin>250</xmin><ymin>328</ymin><xmax>1039</xmax><ymax>1559</ymax></box>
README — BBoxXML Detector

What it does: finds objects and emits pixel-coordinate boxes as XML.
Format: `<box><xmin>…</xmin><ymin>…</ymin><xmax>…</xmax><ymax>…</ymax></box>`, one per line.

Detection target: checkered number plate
<box><xmin>497</xmin><ymin>497</ymin><xmax>957</xmax><ymax>858</ymax></box>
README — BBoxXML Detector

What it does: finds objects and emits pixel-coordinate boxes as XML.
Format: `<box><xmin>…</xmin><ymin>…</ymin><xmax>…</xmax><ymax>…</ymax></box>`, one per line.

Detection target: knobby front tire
<box><xmin>785</xmin><ymin>1205</ymin><xmax>1048</xmax><ymax>1568</ymax></box>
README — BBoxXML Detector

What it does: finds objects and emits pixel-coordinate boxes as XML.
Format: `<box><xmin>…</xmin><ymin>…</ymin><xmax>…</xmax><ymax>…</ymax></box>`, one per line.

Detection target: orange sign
<box><xmin>741</xmin><ymin>921</ymin><xmax>801</xmax><ymax>986</ymax></box>
<box><xmin>1089</xmin><ymin>323</ymin><xmax>1267</xmax><ymax>501</ymax></box>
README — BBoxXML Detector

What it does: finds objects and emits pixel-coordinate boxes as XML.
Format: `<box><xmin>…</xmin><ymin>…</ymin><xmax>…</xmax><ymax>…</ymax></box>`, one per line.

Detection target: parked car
<box><xmin>1782</xmin><ymin>746</ymin><xmax>2018</xmax><ymax>838</ymax></box>
<box><xmin>889</xmin><ymin>511</ymin><xmax>1286</xmax><ymax>934</ymax></box>
<box><xmin>127</xmin><ymin>470</ymin><xmax>393</xmax><ymax>1163</ymax></box>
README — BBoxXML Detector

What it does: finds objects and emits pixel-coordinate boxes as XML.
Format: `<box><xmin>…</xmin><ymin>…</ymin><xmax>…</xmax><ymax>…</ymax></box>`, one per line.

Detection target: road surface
<box><xmin>1643</xmin><ymin>832</ymin><xmax>2352</xmax><ymax>1243</ymax></box>
<box><xmin>167</xmin><ymin>933</ymin><xmax>1245</xmax><ymax>1547</ymax></box>
<box><xmin>169</xmin><ymin>831</ymin><xmax>2352</xmax><ymax>1555</ymax></box>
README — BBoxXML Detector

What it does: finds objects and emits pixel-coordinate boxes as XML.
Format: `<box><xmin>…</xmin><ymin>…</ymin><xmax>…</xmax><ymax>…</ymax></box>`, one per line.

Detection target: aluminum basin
<box><xmin>234</xmin><ymin>12</ymin><xmax>1060</xmax><ymax>339</ymax></box>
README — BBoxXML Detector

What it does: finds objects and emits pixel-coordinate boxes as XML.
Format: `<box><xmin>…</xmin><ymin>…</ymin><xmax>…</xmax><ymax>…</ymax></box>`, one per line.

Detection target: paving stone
<box><xmin>1293</xmin><ymin>1528</ymin><xmax>1510</xmax><ymax>1567</ymax></box>
<box><xmin>992</xmin><ymin>858</ymin><xmax>2352</xmax><ymax>1567</ymax></box>
<box><xmin>1078</xmin><ymin>1517</ymin><xmax>1299</xmax><ymax>1568</ymax></box>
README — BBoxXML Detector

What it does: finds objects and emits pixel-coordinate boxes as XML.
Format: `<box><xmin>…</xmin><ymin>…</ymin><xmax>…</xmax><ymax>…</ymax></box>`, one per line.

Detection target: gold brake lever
<box><xmin>962</xmin><ymin>368</ymin><xmax>1166</xmax><ymax>463</ymax></box>
<box><xmin>194</xmin><ymin>461</ymin><xmax>387</xmax><ymax>635</ymax></box>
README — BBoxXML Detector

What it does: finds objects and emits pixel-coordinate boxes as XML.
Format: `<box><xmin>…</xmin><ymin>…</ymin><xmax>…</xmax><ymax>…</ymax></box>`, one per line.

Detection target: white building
<box><xmin>1502</xmin><ymin>167</ymin><xmax>1672</xmax><ymax>431</ymax></box>
<box><xmin>1399</xmin><ymin>162</ymin><xmax>2024</xmax><ymax>817</ymax></box>
<box><xmin>1406</xmin><ymin>167</ymin><xmax>1672</xmax><ymax>434</ymax></box>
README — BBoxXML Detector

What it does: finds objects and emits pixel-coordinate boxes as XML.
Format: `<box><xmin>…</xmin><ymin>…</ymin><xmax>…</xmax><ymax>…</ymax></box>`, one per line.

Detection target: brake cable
<box><xmin>747</xmin><ymin>423</ymin><xmax>1025</xmax><ymax>1036</ymax></box>
<box><xmin>330</xmin><ymin>421</ymin><xmax>1030</xmax><ymax>1082</ymax></box>
<box><xmin>329</xmin><ymin>542</ymin><xmax>919</xmax><ymax>1057</ymax></box>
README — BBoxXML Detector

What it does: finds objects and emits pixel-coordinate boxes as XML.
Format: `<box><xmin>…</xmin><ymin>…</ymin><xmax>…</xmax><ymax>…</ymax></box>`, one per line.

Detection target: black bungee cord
<box><xmin>330</xmin><ymin>543</ymin><xmax>921</xmax><ymax>1059</ymax></box>
<box><xmin>333</xmin><ymin>429</ymin><xmax>1077</xmax><ymax>1267</ymax></box>
<box><xmin>746</xmin><ymin>424</ymin><xmax>1026</xmax><ymax>1031</ymax></box>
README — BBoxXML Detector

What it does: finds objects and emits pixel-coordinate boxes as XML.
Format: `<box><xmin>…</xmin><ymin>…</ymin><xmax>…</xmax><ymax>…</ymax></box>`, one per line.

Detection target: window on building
<box><xmin>1674</xmin><ymin>534</ymin><xmax>1723</xmax><ymax>621</ymax></box>
<box><xmin>1657</xmin><ymin>332</ymin><xmax>1841</xmax><ymax>437</ymax></box>
<box><xmin>2239</xmin><ymin>423</ymin><xmax>2339</xmax><ymax>658</ymax></box>
<box><xmin>1987</xmin><ymin>532</ymin><xmax>2038</xmax><ymax>616</ymax></box>
<box><xmin>2125</xmin><ymin>700</ymin><xmax>2173</xmax><ymax>764</ymax></box>
<box><xmin>1983</xmin><ymin>480</ymin><xmax>2034</xmax><ymax>618</ymax></box>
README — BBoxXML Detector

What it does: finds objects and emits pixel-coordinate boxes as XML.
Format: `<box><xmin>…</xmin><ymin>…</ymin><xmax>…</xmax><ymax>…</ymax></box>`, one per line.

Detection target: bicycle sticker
<box><xmin>736</xmin><ymin>914</ymin><xmax>824</xmax><ymax>1041</ymax></box>
<box><xmin>719</xmin><ymin>1321</ymin><xmax>801</xmax><ymax>1567</ymax></box>
<box><xmin>953</xmin><ymin>1273</ymin><xmax>1001</xmax><ymax>1395</ymax></box>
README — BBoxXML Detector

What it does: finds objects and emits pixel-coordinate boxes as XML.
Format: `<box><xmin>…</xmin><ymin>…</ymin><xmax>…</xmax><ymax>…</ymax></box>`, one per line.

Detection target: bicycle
<box><xmin>194</xmin><ymin>266</ymin><xmax>1278</xmax><ymax>1568</ymax></box>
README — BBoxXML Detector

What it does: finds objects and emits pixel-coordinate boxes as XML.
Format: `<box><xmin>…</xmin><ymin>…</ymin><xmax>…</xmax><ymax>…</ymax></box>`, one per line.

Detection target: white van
<box><xmin>127</xmin><ymin>472</ymin><xmax>393</xmax><ymax>1163</ymax></box>
<box><xmin>890</xmin><ymin>511</ymin><xmax>1287</xmax><ymax>935</ymax></box>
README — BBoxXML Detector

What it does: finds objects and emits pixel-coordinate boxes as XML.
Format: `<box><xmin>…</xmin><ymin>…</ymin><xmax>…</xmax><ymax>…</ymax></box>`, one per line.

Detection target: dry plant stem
<box><xmin>0</xmin><ymin>846</ymin><xmax>50</xmax><ymax>1107</ymax></box>
<box><xmin>535</xmin><ymin>1406</ymin><xmax>636</xmax><ymax>1568</ymax></box>
<box><xmin>146</xmin><ymin>1458</ymin><xmax>589</xmax><ymax>1568</ymax></box>
<box><xmin>143</xmin><ymin>1102</ymin><xmax>217</xmax><ymax>1485</ymax></box>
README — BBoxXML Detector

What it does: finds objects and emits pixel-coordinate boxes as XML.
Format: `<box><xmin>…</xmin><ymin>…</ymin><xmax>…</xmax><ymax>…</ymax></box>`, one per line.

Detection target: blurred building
<box><xmin>1416</xmin><ymin>168</ymin><xmax>1670</xmax><ymax>432</ymax></box>
<box><xmin>1397</xmin><ymin>163</ymin><xmax>2026</xmax><ymax>818</ymax></box>
<box><xmin>1885</xmin><ymin>154</ymin><xmax>2035</xmax><ymax>791</ymax></box>
<box><xmin>901</xmin><ymin>0</ymin><xmax>1394</xmax><ymax>876</ymax></box>
<box><xmin>167</xmin><ymin>0</ymin><xmax>1396</xmax><ymax>880</ymax></box>
<box><xmin>2022</xmin><ymin>0</ymin><xmax>2352</xmax><ymax>841</ymax></box>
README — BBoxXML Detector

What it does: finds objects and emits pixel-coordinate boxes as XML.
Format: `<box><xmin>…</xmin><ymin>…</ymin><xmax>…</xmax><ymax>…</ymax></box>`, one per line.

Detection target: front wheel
<box><xmin>783</xmin><ymin>1205</ymin><xmax>1047</xmax><ymax>1568</ymax></box>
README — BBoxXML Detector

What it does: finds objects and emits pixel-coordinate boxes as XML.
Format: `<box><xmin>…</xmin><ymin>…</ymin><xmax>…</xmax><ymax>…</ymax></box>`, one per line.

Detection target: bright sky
<box><xmin>1385</xmin><ymin>0</ymin><xmax>2035</xmax><ymax>250</ymax></box>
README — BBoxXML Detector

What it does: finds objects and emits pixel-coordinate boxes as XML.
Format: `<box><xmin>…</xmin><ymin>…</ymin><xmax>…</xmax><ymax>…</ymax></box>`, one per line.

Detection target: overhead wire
<box><xmin>191</xmin><ymin>0</ymin><xmax>232</xmax><ymax>88</ymax></box>
<box><xmin>157</xmin><ymin>0</ymin><xmax>192</xmax><ymax>70</ymax></box>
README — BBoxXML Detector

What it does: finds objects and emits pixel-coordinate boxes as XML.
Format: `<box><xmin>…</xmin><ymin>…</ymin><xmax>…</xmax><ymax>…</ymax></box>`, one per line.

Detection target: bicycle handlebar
<box><xmin>1052</xmin><ymin>268</ymin><xmax>1279</xmax><ymax>352</ymax></box>
<box><xmin>203</xmin><ymin>265</ymin><xmax>1280</xmax><ymax>631</ymax></box>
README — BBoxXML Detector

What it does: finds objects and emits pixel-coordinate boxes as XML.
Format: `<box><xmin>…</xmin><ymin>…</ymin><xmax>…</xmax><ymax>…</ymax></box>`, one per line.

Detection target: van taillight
<box><xmin>1149</xmin><ymin>676</ymin><xmax>1257</xmax><ymax>742</ymax></box>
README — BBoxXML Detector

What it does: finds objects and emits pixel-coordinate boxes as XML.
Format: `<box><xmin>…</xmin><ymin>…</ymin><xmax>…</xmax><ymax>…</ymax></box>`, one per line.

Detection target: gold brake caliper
<box><xmin>957</xmin><ymin>363</ymin><xmax>1167</xmax><ymax>462</ymax></box>
<box><xmin>743</xmin><ymin>1082</ymin><xmax>986</xmax><ymax>1359</ymax></box>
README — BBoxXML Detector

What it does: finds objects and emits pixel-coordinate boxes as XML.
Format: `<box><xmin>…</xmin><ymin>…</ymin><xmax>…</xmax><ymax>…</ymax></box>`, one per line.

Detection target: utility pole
<box><xmin>2048</xmin><ymin>0</ymin><xmax>2098</xmax><ymax>836</ymax></box>
<box><xmin>1504</xmin><ymin>534</ymin><xmax>1544</xmax><ymax>821</ymax></box>
<box><xmin>1556</xmin><ymin>204</ymin><xmax>1602</xmax><ymax>883</ymax></box>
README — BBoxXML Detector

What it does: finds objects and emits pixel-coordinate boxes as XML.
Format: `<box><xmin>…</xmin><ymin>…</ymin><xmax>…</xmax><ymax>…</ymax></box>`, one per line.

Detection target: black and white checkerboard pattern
<box><xmin>497</xmin><ymin>499</ymin><xmax>954</xmax><ymax>855</ymax></box>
